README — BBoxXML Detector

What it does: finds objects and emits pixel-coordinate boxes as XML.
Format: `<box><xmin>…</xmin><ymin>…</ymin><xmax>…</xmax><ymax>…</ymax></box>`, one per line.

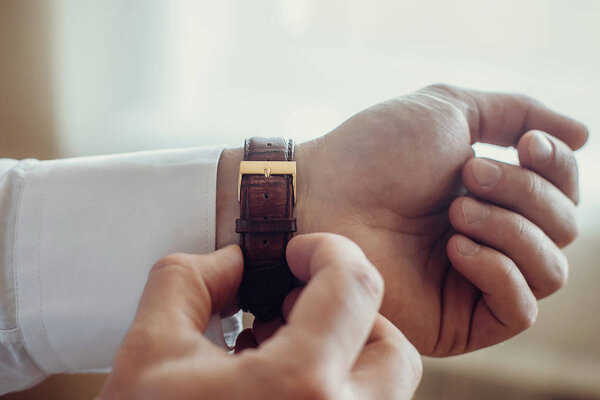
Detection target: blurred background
<box><xmin>1</xmin><ymin>0</ymin><xmax>598</xmax><ymax>399</ymax></box>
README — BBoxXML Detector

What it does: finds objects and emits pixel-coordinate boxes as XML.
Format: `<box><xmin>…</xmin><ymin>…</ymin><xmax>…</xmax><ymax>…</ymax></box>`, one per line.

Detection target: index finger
<box><xmin>266</xmin><ymin>233</ymin><xmax>384</xmax><ymax>371</ymax></box>
<box><xmin>427</xmin><ymin>84</ymin><xmax>589</xmax><ymax>150</ymax></box>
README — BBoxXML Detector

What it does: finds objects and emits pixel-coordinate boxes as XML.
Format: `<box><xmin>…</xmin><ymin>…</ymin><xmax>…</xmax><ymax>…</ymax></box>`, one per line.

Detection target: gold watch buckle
<box><xmin>238</xmin><ymin>161</ymin><xmax>296</xmax><ymax>204</ymax></box>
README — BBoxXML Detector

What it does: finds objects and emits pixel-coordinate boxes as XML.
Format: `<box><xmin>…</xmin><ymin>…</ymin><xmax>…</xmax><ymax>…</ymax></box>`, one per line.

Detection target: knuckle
<box><xmin>380</xmin><ymin>336</ymin><xmax>405</xmax><ymax>357</ymax></box>
<box><xmin>549</xmin><ymin>139</ymin><xmax>580</xmax><ymax>203</ymax></box>
<box><xmin>312</xmin><ymin>233</ymin><xmax>384</xmax><ymax>302</ymax></box>
<box><xmin>404</xmin><ymin>346</ymin><xmax>423</xmax><ymax>384</ymax></box>
<box><xmin>243</xmin><ymin>350</ymin><xmax>336</xmax><ymax>400</ymax></box>
<box><xmin>545</xmin><ymin>252</ymin><xmax>569</xmax><ymax>295</ymax></box>
<box><xmin>515</xmin><ymin>301</ymin><xmax>538</xmax><ymax>331</ymax></box>
<box><xmin>512</xmin><ymin>215</ymin><xmax>530</xmax><ymax>241</ymax></box>
<box><xmin>497</xmin><ymin>254</ymin><xmax>519</xmax><ymax>287</ymax></box>
<box><xmin>387</xmin><ymin>337</ymin><xmax>423</xmax><ymax>381</ymax></box>
<box><xmin>525</xmin><ymin>172</ymin><xmax>544</xmax><ymax>200</ymax></box>
<box><xmin>562</xmin><ymin>144</ymin><xmax>578</xmax><ymax>171</ymax></box>
<box><xmin>514</xmin><ymin>93</ymin><xmax>538</xmax><ymax>115</ymax></box>
<box><xmin>557</xmin><ymin>212</ymin><xmax>579</xmax><ymax>248</ymax></box>
<box><xmin>237</xmin><ymin>354</ymin><xmax>326</xmax><ymax>400</ymax></box>
<box><xmin>565</xmin><ymin>156</ymin><xmax>580</xmax><ymax>204</ymax></box>
<box><xmin>149</xmin><ymin>253</ymin><xmax>208</xmax><ymax>295</ymax></box>
<box><xmin>423</xmin><ymin>83</ymin><xmax>453</xmax><ymax>96</ymax></box>
<box><xmin>421</xmin><ymin>83</ymin><xmax>467</xmax><ymax>113</ymax></box>
<box><xmin>151</xmin><ymin>253</ymin><xmax>191</xmax><ymax>273</ymax></box>
<box><xmin>288</xmin><ymin>368</ymin><xmax>336</xmax><ymax>400</ymax></box>
<box><xmin>518</xmin><ymin>93</ymin><xmax>536</xmax><ymax>106</ymax></box>
<box><xmin>345</xmin><ymin>263</ymin><xmax>384</xmax><ymax>303</ymax></box>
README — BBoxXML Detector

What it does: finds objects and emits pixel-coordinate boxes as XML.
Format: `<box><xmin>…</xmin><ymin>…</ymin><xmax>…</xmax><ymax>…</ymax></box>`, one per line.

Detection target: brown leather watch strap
<box><xmin>236</xmin><ymin>137</ymin><xmax>297</xmax><ymax>321</ymax></box>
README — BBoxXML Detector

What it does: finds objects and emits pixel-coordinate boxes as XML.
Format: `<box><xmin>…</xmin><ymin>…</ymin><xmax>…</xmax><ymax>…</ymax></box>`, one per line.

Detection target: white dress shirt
<box><xmin>0</xmin><ymin>147</ymin><xmax>242</xmax><ymax>394</ymax></box>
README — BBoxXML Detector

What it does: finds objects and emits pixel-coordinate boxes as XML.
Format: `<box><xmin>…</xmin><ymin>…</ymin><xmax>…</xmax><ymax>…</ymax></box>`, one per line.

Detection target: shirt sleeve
<box><xmin>0</xmin><ymin>147</ymin><xmax>242</xmax><ymax>394</ymax></box>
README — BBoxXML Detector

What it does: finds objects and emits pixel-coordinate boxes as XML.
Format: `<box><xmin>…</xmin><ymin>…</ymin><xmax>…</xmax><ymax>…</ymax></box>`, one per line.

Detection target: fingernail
<box><xmin>529</xmin><ymin>131</ymin><xmax>553</xmax><ymax>164</ymax></box>
<box><xmin>461</xmin><ymin>198</ymin><xmax>489</xmax><ymax>224</ymax></box>
<box><xmin>472</xmin><ymin>159</ymin><xmax>501</xmax><ymax>186</ymax></box>
<box><xmin>456</xmin><ymin>236</ymin><xmax>480</xmax><ymax>256</ymax></box>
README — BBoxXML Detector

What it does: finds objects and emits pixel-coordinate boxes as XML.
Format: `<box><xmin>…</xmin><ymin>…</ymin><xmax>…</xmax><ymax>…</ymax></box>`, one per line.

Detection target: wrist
<box><xmin>215</xmin><ymin>139</ymin><xmax>317</xmax><ymax>249</ymax></box>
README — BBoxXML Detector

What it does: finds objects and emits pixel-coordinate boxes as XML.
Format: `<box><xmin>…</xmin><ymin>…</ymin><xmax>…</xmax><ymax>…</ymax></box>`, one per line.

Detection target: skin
<box><xmin>97</xmin><ymin>234</ymin><xmax>422</xmax><ymax>400</ymax></box>
<box><xmin>217</xmin><ymin>84</ymin><xmax>588</xmax><ymax>356</ymax></box>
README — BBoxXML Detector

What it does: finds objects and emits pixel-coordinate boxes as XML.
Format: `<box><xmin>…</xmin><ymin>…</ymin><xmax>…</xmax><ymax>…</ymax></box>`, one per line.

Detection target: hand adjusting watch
<box><xmin>236</xmin><ymin>137</ymin><xmax>297</xmax><ymax>321</ymax></box>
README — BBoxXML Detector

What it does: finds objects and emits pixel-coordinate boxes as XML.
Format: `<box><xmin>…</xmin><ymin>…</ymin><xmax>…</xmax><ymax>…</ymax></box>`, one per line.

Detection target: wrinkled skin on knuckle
<box><xmin>150</xmin><ymin>252</ymin><xmax>192</xmax><ymax>274</ymax></box>
<box><xmin>383</xmin><ymin>336</ymin><xmax>423</xmax><ymax>385</ymax></box>
<box><xmin>421</xmin><ymin>83</ymin><xmax>457</xmax><ymax>101</ymax></box>
<box><xmin>553</xmin><ymin>147</ymin><xmax>581</xmax><ymax>200</ymax></box>
<box><xmin>409</xmin><ymin>89</ymin><xmax>467</xmax><ymax>131</ymax></box>
<box><xmin>115</xmin><ymin>324</ymin><xmax>160</xmax><ymax>364</ymax></box>
<box><xmin>400</xmin><ymin>352</ymin><xmax>423</xmax><ymax>396</ymax></box>
<box><xmin>567</xmin><ymin>156</ymin><xmax>581</xmax><ymax>205</ymax></box>
<box><xmin>545</xmin><ymin>251</ymin><xmax>569</xmax><ymax>296</ymax></box>
<box><xmin>524</xmin><ymin>173</ymin><xmax>578</xmax><ymax>245</ymax></box>
<box><xmin>150</xmin><ymin>253</ymin><xmax>212</xmax><ymax>297</ymax></box>
<box><xmin>409</xmin><ymin>352</ymin><xmax>424</xmax><ymax>386</ymax></box>
<box><xmin>371</xmin><ymin>336</ymin><xmax>422</xmax><ymax>400</ymax></box>
<box><xmin>525</xmin><ymin>172</ymin><xmax>544</xmax><ymax>201</ymax></box>
<box><xmin>525</xmin><ymin>248</ymin><xmax>564</xmax><ymax>299</ymax></box>
<box><xmin>512</xmin><ymin>214</ymin><xmax>528</xmax><ymax>241</ymax></box>
<box><xmin>319</xmin><ymin>257</ymin><xmax>384</xmax><ymax>310</ymax></box>
<box><xmin>496</xmin><ymin>254</ymin><xmax>520</xmax><ymax>291</ymax></box>
<box><xmin>310</xmin><ymin>234</ymin><xmax>384</xmax><ymax>300</ymax></box>
<box><xmin>557</xmin><ymin>208</ymin><xmax>579</xmax><ymax>248</ymax></box>
<box><xmin>496</xmin><ymin>254</ymin><xmax>539</xmax><ymax>332</ymax></box>
<box><xmin>241</xmin><ymin>352</ymin><xmax>336</xmax><ymax>400</ymax></box>
<box><xmin>344</xmin><ymin>263</ymin><xmax>385</xmax><ymax>305</ymax></box>
<box><xmin>403</xmin><ymin>340</ymin><xmax>423</xmax><ymax>384</ymax></box>
<box><xmin>523</xmin><ymin>172</ymin><xmax>578</xmax><ymax>248</ymax></box>
<box><xmin>420</xmin><ymin>83</ymin><xmax>474</xmax><ymax>119</ymax></box>
<box><xmin>290</xmin><ymin>369</ymin><xmax>337</xmax><ymax>400</ymax></box>
<box><xmin>516</xmin><ymin>301</ymin><xmax>539</xmax><ymax>331</ymax></box>
<box><xmin>505</xmin><ymin>276</ymin><xmax>538</xmax><ymax>332</ymax></box>
<box><xmin>233</xmin><ymin>353</ymin><xmax>284</xmax><ymax>398</ymax></box>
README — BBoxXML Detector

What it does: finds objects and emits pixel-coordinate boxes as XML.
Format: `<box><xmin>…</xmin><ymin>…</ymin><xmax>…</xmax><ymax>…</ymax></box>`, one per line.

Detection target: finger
<box><xmin>253</xmin><ymin>316</ymin><xmax>284</xmax><ymax>344</ymax></box>
<box><xmin>351</xmin><ymin>315</ymin><xmax>422</xmax><ymax>400</ymax></box>
<box><xmin>427</xmin><ymin>84</ymin><xmax>589</xmax><ymax>149</ymax></box>
<box><xmin>137</xmin><ymin>245</ymin><xmax>244</xmax><ymax>338</ymax></box>
<box><xmin>264</xmin><ymin>233</ymin><xmax>384</xmax><ymax>371</ymax></box>
<box><xmin>252</xmin><ymin>286</ymin><xmax>302</xmax><ymax>345</ymax></box>
<box><xmin>447</xmin><ymin>234</ymin><xmax>538</xmax><ymax>351</ymax></box>
<box><xmin>234</xmin><ymin>329</ymin><xmax>259</xmax><ymax>354</ymax></box>
<box><xmin>281</xmin><ymin>287</ymin><xmax>302</xmax><ymax>321</ymax></box>
<box><xmin>251</xmin><ymin>287</ymin><xmax>302</xmax><ymax>344</ymax></box>
<box><xmin>517</xmin><ymin>130</ymin><xmax>580</xmax><ymax>204</ymax></box>
<box><xmin>449</xmin><ymin>197</ymin><xmax>568</xmax><ymax>298</ymax></box>
<box><xmin>462</xmin><ymin>157</ymin><xmax>578</xmax><ymax>247</ymax></box>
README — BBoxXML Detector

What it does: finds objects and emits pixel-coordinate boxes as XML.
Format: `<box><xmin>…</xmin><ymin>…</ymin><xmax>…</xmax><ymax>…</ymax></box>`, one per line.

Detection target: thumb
<box><xmin>135</xmin><ymin>245</ymin><xmax>244</xmax><ymax>334</ymax></box>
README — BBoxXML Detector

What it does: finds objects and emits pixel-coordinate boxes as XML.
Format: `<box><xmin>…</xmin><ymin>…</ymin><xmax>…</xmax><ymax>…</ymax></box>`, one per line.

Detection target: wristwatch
<box><xmin>236</xmin><ymin>137</ymin><xmax>297</xmax><ymax>321</ymax></box>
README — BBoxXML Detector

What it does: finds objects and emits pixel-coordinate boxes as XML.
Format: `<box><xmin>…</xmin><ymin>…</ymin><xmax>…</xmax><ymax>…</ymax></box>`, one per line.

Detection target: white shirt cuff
<box><xmin>12</xmin><ymin>147</ymin><xmax>239</xmax><ymax>374</ymax></box>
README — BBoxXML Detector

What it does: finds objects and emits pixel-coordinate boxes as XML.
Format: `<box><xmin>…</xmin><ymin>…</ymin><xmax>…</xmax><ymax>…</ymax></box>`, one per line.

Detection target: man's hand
<box><xmin>217</xmin><ymin>84</ymin><xmax>588</xmax><ymax>356</ymax></box>
<box><xmin>98</xmin><ymin>234</ymin><xmax>422</xmax><ymax>400</ymax></box>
